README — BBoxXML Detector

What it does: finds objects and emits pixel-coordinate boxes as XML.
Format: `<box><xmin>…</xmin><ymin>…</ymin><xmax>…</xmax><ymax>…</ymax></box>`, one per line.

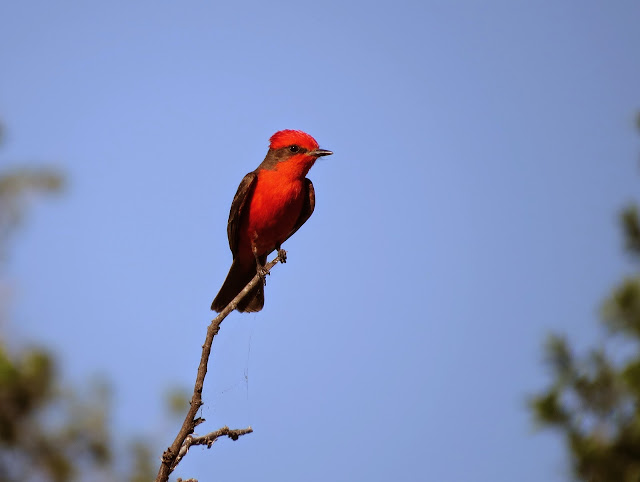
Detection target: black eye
<box><xmin>289</xmin><ymin>145</ymin><xmax>300</xmax><ymax>153</ymax></box>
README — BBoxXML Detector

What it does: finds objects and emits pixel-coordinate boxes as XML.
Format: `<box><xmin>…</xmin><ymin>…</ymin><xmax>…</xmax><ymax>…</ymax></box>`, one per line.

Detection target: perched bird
<box><xmin>211</xmin><ymin>130</ymin><xmax>332</xmax><ymax>312</ymax></box>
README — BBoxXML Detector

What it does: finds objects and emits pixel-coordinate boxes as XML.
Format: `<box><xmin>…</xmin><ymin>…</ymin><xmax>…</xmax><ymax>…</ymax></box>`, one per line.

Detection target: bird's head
<box><xmin>269</xmin><ymin>130</ymin><xmax>332</xmax><ymax>158</ymax></box>
<box><xmin>259</xmin><ymin>129</ymin><xmax>332</xmax><ymax>176</ymax></box>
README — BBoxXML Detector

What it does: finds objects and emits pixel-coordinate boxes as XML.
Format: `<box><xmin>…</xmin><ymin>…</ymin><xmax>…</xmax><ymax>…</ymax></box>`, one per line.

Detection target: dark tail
<box><xmin>211</xmin><ymin>260</ymin><xmax>264</xmax><ymax>313</ymax></box>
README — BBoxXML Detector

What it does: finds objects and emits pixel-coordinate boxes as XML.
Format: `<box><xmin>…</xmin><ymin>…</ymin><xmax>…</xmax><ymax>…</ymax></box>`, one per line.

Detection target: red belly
<box><xmin>237</xmin><ymin>174</ymin><xmax>304</xmax><ymax>262</ymax></box>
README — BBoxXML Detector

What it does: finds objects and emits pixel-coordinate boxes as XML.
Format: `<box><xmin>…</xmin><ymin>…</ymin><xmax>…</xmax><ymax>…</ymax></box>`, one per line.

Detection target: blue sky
<box><xmin>2</xmin><ymin>1</ymin><xmax>640</xmax><ymax>480</ymax></box>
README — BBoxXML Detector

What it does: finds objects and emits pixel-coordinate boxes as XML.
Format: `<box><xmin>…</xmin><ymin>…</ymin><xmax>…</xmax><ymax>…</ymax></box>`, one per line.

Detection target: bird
<box><xmin>211</xmin><ymin>129</ymin><xmax>332</xmax><ymax>313</ymax></box>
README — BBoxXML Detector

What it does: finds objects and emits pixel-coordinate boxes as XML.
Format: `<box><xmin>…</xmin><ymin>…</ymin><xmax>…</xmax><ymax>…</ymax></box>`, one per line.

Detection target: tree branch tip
<box><xmin>156</xmin><ymin>254</ymin><xmax>279</xmax><ymax>480</ymax></box>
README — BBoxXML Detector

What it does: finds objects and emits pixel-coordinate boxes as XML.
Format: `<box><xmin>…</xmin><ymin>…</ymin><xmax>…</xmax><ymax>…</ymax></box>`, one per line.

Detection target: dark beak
<box><xmin>309</xmin><ymin>148</ymin><xmax>333</xmax><ymax>157</ymax></box>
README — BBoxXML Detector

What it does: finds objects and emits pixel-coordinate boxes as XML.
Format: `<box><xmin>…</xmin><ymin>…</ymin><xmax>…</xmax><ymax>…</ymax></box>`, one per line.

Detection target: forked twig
<box><xmin>155</xmin><ymin>253</ymin><xmax>285</xmax><ymax>482</ymax></box>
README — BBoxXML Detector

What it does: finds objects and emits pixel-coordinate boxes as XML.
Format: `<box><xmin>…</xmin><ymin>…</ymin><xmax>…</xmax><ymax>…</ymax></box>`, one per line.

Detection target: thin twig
<box><xmin>173</xmin><ymin>425</ymin><xmax>254</xmax><ymax>467</ymax></box>
<box><xmin>190</xmin><ymin>426</ymin><xmax>254</xmax><ymax>447</ymax></box>
<box><xmin>155</xmin><ymin>253</ymin><xmax>284</xmax><ymax>482</ymax></box>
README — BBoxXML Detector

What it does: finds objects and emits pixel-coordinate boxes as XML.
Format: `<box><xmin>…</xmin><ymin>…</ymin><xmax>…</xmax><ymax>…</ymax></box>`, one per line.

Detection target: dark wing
<box><xmin>227</xmin><ymin>172</ymin><xmax>258</xmax><ymax>255</ymax></box>
<box><xmin>283</xmin><ymin>178</ymin><xmax>315</xmax><ymax>244</ymax></box>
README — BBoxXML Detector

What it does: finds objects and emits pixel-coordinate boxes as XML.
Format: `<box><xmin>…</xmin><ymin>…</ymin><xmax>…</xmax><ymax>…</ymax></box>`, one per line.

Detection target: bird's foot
<box><xmin>277</xmin><ymin>248</ymin><xmax>287</xmax><ymax>263</ymax></box>
<box><xmin>257</xmin><ymin>265</ymin><xmax>269</xmax><ymax>286</ymax></box>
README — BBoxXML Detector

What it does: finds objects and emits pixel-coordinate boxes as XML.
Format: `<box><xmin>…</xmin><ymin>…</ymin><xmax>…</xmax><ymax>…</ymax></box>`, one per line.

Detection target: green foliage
<box><xmin>129</xmin><ymin>440</ymin><xmax>156</xmax><ymax>482</ymax></box>
<box><xmin>0</xmin><ymin>123</ymin><xmax>157</xmax><ymax>481</ymax></box>
<box><xmin>0</xmin><ymin>127</ymin><xmax>64</xmax><ymax>262</ymax></box>
<box><xmin>0</xmin><ymin>347</ymin><xmax>54</xmax><ymax>443</ymax></box>
<box><xmin>0</xmin><ymin>346</ymin><xmax>112</xmax><ymax>481</ymax></box>
<box><xmin>165</xmin><ymin>386</ymin><xmax>190</xmax><ymax>417</ymax></box>
<box><xmin>530</xmin><ymin>123</ymin><xmax>640</xmax><ymax>481</ymax></box>
<box><xmin>0</xmin><ymin>168</ymin><xmax>64</xmax><ymax>259</ymax></box>
<box><xmin>620</xmin><ymin>206</ymin><xmax>640</xmax><ymax>255</ymax></box>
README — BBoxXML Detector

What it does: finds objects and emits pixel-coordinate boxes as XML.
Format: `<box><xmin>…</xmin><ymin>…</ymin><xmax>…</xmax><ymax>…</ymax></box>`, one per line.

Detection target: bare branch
<box><xmin>172</xmin><ymin>425</ymin><xmax>254</xmax><ymax>468</ymax></box>
<box><xmin>190</xmin><ymin>426</ymin><xmax>254</xmax><ymax>448</ymax></box>
<box><xmin>155</xmin><ymin>252</ymin><xmax>285</xmax><ymax>482</ymax></box>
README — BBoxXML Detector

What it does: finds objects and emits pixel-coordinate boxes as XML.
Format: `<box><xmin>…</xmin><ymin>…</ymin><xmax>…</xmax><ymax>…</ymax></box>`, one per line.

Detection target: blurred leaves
<box><xmin>0</xmin><ymin>347</ymin><xmax>54</xmax><ymax>443</ymax></box>
<box><xmin>0</xmin><ymin>346</ymin><xmax>112</xmax><ymax>481</ymax></box>
<box><xmin>0</xmin><ymin>121</ymin><xmax>155</xmax><ymax>481</ymax></box>
<box><xmin>530</xmin><ymin>117</ymin><xmax>640</xmax><ymax>481</ymax></box>
<box><xmin>129</xmin><ymin>440</ymin><xmax>155</xmax><ymax>482</ymax></box>
<box><xmin>621</xmin><ymin>206</ymin><xmax>640</xmax><ymax>258</ymax></box>
<box><xmin>0</xmin><ymin>122</ymin><xmax>64</xmax><ymax>261</ymax></box>
<box><xmin>165</xmin><ymin>386</ymin><xmax>190</xmax><ymax>417</ymax></box>
<box><xmin>0</xmin><ymin>168</ymin><xmax>64</xmax><ymax>261</ymax></box>
<box><xmin>602</xmin><ymin>277</ymin><xmax>640</xmax><ymax>338</ymax></box>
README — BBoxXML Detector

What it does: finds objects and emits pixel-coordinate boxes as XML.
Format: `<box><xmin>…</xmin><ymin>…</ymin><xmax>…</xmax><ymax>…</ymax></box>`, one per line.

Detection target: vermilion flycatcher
<box><xmin>211</xmin><ymin>130</ymin><xmax>332</xmax><ymax>312</ymax></box>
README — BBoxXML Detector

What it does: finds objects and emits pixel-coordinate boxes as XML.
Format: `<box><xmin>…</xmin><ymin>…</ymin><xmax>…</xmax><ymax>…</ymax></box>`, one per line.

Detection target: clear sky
<box><xmin>2</xmin><ymin>1</ymin><xmax>640</xmax><ymax>480</ymax></box>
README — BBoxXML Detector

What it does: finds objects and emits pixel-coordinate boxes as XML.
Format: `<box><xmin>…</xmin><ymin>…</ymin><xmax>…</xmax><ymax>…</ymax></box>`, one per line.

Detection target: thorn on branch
<box><xmin>161</xmin><ymin>447</ymin><xmax>175</xmax><ymax>465</ymax></box>
<box><xmin>194</xmin><ymin>417</ymin><xmax>205</xmax><ymax>427</ymax></box>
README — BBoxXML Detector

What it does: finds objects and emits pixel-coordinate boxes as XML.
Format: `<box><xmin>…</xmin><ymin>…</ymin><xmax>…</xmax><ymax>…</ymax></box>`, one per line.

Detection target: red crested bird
<box><xmin>211</xmin><ymin>130</ymin><xmax>332</xmax><ymax>313</ymax></box>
